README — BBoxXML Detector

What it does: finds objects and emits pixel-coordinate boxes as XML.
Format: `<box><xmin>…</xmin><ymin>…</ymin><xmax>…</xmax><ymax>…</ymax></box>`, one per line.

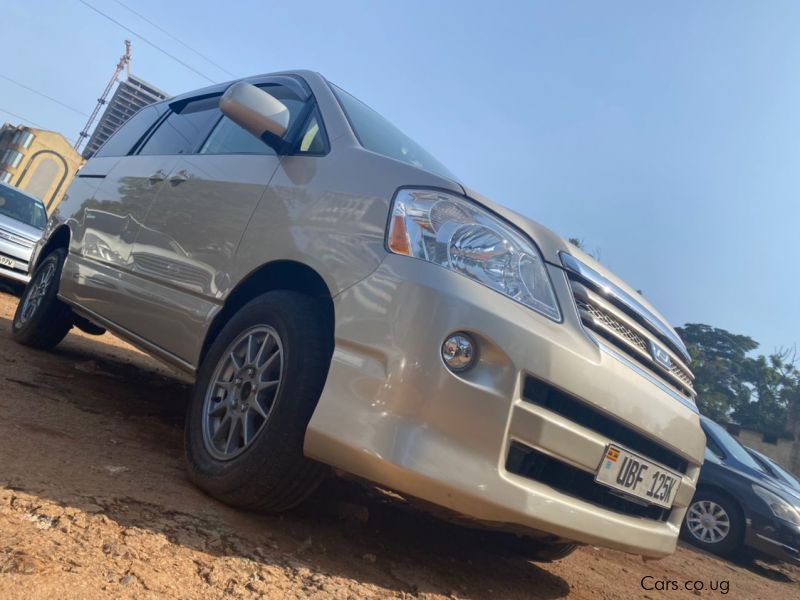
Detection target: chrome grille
<box><xmin>579</xmin><ymin>299</ymin><xmax>648</xmax><ymax>354</ymax></box>
<box><xmin>576</xmin><ymin>298</ymin><xmax>694</xmax><ymax>394</ymax></box>
<box><xmin>0</xmin><ymin>226</ymin><xmax>36</xmax><ymax>248</ymax></box>
<box><xmin>670</xmin><ymin>363</ymin><xmax>693</xmax><ymax>387</ymax></box>
<box><xmin>562</xmin><ymin>252</ymin><xmax>695</xmax><ymax>398</ymax></box>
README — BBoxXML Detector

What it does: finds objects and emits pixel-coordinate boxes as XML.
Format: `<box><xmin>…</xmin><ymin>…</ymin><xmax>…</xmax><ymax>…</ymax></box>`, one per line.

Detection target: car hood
<box><xmin>716</xmin><ymin>460</ymin><xmax>800</xmax><ymax>507</ymax></box>
<box><xmin>0</xmin><ymin>213</ymin><xmax>42</xmax><ymax>243</ymax></box>
<box><xmin>463</xmin><ymin>186</ymin><xmax>683</xmax><ymax>343</ymax></box>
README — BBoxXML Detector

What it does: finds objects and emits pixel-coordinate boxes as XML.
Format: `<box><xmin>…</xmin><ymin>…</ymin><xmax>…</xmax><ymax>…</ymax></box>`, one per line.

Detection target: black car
<box><xmin>681</xmin><ymin>416</ymin><xmax>800</xmax><ymax>565</ymax></box>
<box><xmin>746</xmin><ymin>446</ymin><xmax>800</xmax><ymax>497</ymax></box>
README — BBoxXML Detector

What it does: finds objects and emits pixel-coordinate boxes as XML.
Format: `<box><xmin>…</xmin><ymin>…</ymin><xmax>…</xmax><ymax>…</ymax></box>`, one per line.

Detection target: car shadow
<box><xmin>0</xmin><ymin>309</ymin><xmax>571</xmax><ymax>599</ymax></box>
<box><xmin>731</xmin><ymin>553</ymin><xmax>797</xmax><ymax>584</ymax></box>
<box><xmin>677</xmin><ymin>541</ymin><xmax>797</xmax><ymax>584</ymax></box>
<box><xmin>0</xmin><ymin>280</ymin><xmax>23</xmax><ymax>297</ymax></box>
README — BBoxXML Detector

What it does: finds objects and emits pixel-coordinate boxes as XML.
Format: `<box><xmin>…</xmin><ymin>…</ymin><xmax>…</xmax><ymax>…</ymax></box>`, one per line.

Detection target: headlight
<box><xmin>752</xmin><ymin>485</ymin><xmax>800</xmax><ymax>526</ymax></box>
<box><xmin>387</xmin><ymin>189</ymin><xmax>561</xmax><ymax>321</ymax></box>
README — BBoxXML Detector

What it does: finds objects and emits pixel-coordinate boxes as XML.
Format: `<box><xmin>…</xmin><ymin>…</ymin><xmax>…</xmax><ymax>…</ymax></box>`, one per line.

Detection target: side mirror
<box><xmin>220</xmin><ymin>82</ymin><xmax>290</xmax><ymax>149</ymax></box>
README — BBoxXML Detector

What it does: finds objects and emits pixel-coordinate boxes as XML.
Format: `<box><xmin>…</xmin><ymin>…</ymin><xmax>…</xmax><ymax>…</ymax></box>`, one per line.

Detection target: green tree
<box><xmin>678</xmin><ymin>325</ymin><xmax>799</xmax><ymax>474</ymax></box>
<box><xmin>740</xmin><ymin>351</ymin><xmax>800</xmax><ymax>473</ymax></box>
<box><xmin>676</xmin><ymin>324</ymin><xmax>758</xmax><ymax>422</ymax></box>
<box><xmin>783</xmin><ymin>358</ymin><xmax>800</xmax><ymax>473</ymax></box>
<box><xmin>734</xmin><ymin>353</ymin><xmax>792</xmax><ymax>436</ymax></box>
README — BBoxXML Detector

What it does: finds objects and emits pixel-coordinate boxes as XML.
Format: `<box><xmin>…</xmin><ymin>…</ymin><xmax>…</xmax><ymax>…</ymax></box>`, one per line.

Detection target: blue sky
<box><xmin>2</xmin><ymin>1</ymin><xmax>798</xmax><ymax>354</ymax></box>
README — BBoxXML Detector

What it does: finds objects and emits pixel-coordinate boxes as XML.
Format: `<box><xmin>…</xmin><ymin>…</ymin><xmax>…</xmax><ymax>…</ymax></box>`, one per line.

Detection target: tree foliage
<box><xmin>676</xmin><ymin>324</ymin><xmax>756</xmax><ymax>422</ymax></box>
<box><xmin>677</xmin><ymin>324</ymin><xmax>799</xmax><ymax>438</ymax></box>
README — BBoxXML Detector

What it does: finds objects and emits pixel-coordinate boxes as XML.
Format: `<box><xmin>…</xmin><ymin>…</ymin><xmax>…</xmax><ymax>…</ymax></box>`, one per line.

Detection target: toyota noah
<box><xmin>13</xmin><ymin>70</ymin><xmax>705</xmax><ymax>560</ymax></box>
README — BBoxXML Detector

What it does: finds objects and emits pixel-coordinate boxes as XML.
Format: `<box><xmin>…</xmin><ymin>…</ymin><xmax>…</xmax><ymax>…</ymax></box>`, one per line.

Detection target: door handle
<box><xmin>169</xmin><ymin>169</ymin><xmax>190</xmax><ymax>185</ymax></box>
<box><xmin>148</xmin><ymin>169</ymin><xmax>168</xmax><ymax>184</ymax></box>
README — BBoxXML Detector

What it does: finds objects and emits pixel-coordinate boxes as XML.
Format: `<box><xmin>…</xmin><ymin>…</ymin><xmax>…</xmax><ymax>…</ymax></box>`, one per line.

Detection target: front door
<box><xmin>128</xmin><ymin>107</ymin><xmax>283</xmax><ymax>363</ymax></box>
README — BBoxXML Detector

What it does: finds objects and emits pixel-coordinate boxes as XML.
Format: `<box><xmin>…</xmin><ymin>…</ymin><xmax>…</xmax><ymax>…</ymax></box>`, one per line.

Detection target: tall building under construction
<box><xmin>82</xmin><ymin>75</ymin><xmax>168</xmax><ymax>159</ymax></box>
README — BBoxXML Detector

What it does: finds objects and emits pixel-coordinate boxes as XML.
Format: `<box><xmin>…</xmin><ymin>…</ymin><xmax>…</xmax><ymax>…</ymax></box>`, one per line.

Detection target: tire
<box><xmin>503</xmin><ymin>536</ymin><xmax>578</xmax><ymax>562</ymax></box>
<box><xmin>185</xmin><ymin>290</ymin><xmax>333</xmax><ymax>512</ymax></box>
<box><xmin>73</xmin><ymin>315</ymin><xmax>106</xmax><ymax>336</ymax></box>
<box><xmin>681</xmin><ymin>490</ymin><xmax>743</xmax><ymax>557</ymax></box>
<box><xmin>12</xmin><ymin>248</ymin><xmax>73</xmax><ymax>350</ymax></box>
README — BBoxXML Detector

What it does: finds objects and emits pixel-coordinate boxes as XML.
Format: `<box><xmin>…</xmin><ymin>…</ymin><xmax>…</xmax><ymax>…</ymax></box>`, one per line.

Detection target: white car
<box><xmin>0</xmin><ymin>181</ymin><xmax>46</xmax><ymax>284</ymax></box>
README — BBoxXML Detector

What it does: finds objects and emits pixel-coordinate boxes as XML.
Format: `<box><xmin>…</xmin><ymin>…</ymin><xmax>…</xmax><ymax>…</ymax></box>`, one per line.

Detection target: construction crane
<box><xmin>74</xmin><ymin>40</ymin><xmax>132</xmax><ymax>152</ymax></box>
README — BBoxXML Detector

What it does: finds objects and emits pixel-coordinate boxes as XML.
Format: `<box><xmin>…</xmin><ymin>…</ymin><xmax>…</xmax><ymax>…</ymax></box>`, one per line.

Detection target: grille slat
<box><xmin>561</xmin><ymin>252</ymin><xmax>691</xmax><ymax>363</ymax></box>
<box><xmin>573</xmin><ymin>293</ymin><xmax>695</xmax><ymax>397</ymax></box>
<box><xmin>579</xmin><ymin>298</ymin><xmax>649</xmax><ymax>353</ymax></box>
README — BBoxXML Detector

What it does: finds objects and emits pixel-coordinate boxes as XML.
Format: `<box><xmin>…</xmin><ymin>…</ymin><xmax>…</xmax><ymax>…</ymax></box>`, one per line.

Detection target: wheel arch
<box><xmin>199</xmin><ymin>260</ymin><xmax>334</xmax><ymax>368</ymax></box>
<box><xmin>34</xmin><ymin>224</ymin><xmax>71</xmax><ymax>270</ymax></box>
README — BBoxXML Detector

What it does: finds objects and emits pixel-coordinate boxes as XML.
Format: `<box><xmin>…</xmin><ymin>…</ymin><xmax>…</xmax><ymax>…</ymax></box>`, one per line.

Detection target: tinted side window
<box><xmin>298</xmin><ymin>110</ymin><xmax>326</xmax><ymax>154</ymax></box>
<box><xmin>139</xmin><ymin>96</ymin><xmax>221</xmax><ymax>156</ymax></box>
<box><xmin>197</xmin><ymin>84</ymin><xmax>317</xmax><ymax>156</ymax></box>
<box><xmin>703</xmin><ymin>419</ymin><xmax>765</xmax><ymax>471</ymax></box>
<box><xmin>94</xmin><ymin>104</ymin><xmax>166</xmax><ymax>158</ymax></box>
<box><xmin>200</xmin><ymin>116</ymin><xmax>275</xmax><ymax>156</ymax></box>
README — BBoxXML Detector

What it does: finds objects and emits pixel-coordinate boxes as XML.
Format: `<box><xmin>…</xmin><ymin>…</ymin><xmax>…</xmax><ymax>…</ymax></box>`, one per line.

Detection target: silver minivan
<box><xmin>14</xmin><ymin>71</ymin><xmax>705</xmax><ymax>560</ymax></box>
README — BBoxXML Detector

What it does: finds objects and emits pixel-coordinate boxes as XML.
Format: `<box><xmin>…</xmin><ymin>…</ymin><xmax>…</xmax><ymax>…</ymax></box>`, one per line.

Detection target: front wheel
<box><xmin>185</xmin><ymin>290</ymin><xmax>333</xmax><ymax>512</ymax></box>
<box><xmin>12</xmin><ymin>248</ymin><xmax>73</xmax><ymax>350</ymax></box>
<box><xmin>681</xmin><ymin>491</ymin><xmax>743</xmax><ymax>556</ymax></box>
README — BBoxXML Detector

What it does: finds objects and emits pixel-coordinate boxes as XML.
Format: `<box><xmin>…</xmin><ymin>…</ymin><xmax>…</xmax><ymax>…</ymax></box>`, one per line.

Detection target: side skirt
<box><xmin>58</xmin><ymin>294</ymin><xmax>197</xmax><ymax>378</ymax></box>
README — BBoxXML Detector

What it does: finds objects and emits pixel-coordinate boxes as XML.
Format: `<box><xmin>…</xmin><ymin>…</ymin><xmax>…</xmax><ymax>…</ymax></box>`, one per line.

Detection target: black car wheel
<box><xmin>185</xmin><ymin>290</ymin><xmax>333</xmax><ymax>512</ymax></box>
<box><xmin>12</xmin><ymin>248</ymin><xmax>73</xmax><ymax>349</ymax></box>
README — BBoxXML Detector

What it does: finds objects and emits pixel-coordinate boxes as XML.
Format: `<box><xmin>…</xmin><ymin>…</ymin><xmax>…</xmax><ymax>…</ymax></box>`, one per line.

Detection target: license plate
<box><xmin>595</xmin><ymin>445</ymin><xmax>681</xmax><ymax>509</ymax></box>
<box><xmin>0</xmin><ymin>256</ymin><xmax>14</xmax><ymax>269</ymax></box>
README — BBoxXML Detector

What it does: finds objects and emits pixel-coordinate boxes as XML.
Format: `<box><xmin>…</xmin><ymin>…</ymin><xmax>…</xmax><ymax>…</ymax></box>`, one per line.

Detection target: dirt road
<box><xmin>0</xmin><ymin>290</ymin><xmax>796</xmax><ymax>599</ymax></box>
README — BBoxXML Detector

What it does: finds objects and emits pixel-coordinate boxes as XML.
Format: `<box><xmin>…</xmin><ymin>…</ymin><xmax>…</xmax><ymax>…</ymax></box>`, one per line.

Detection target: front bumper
<box><xmin>0</xmin><ymin>237</ymin><xmax>33</xmax><ymax>284</ymax></box>
<box><xmin>305</xmin><ymin>254</ymin><xmax>705</xmax><ymax>558</ymax></box>
<box><xmin>745</xmin><ymin>511</ymin><xmax>800</xmax><ymax>565</ymax></box>
<box><xmin>0</xmin><ymin>266</ymin><xmax>29</xmax><ymax>284</ymax></box>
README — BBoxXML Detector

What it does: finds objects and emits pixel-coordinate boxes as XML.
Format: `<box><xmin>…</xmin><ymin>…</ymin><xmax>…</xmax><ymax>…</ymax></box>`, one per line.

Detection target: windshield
<box><xmin>330</xmin><ymin>83</ymin><xmax>457</xmax><ymax>181</ymax></box>
<box><xmin>702</xmin><ymin>419</ymin><xmax>766</xmax><ymax>472</ymax></box>
<box><xmin>0</xmin><ymin>185</ymin><xmax>47</xmax><ymax>229</ymax></box>
<box><xmin>762</xmin><ymin>454</ymin><xmax>800</xmax><ymax>492</ymax></box>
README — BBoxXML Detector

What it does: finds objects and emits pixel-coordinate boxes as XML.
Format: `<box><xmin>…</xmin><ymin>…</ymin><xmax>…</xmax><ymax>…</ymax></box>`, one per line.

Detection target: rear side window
<box><xmin>139</xmin><ymin>96</ymin><xmax>221</xmax><ymax>156</ymax></box>
<box><xmin>94</xmin><ymin>104</ymin><xmax>167</xmax><ymax>158</ymax></box>
<box><xmin>703</xmin><ymin>420</ymin><xmax>765</xmax><ymax>471</ymax></box>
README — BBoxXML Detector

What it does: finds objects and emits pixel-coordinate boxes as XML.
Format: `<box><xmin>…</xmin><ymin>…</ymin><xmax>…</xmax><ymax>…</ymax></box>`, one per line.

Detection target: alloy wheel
<box><xmin>17</xmin><ymin>261</ymin><xmax>56</xmax><ymax>327</ymax></box>
<box><xmin>202</xmin><ymin>325</ymin><xmax>284</xmax><ymax>460</ymax></box>
<box><xmin>686</xmin><ymin>500</ymin><xmax>731</xmax><ymax>544</ymax></box>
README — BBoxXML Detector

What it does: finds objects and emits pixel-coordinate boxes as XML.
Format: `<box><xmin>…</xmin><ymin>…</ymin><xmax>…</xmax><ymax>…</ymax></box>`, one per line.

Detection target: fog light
<box><xmin>442</xmin><ymin>333</ymin><xmax>476</xmax><ymax>372</ymax></box>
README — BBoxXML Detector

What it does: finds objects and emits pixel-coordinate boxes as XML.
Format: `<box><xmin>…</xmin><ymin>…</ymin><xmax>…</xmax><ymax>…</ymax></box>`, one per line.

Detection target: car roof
<box><xmin>167</xmin><ymin>70</ymin><xmax>322</xmax><ymax>106</ymax></box>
